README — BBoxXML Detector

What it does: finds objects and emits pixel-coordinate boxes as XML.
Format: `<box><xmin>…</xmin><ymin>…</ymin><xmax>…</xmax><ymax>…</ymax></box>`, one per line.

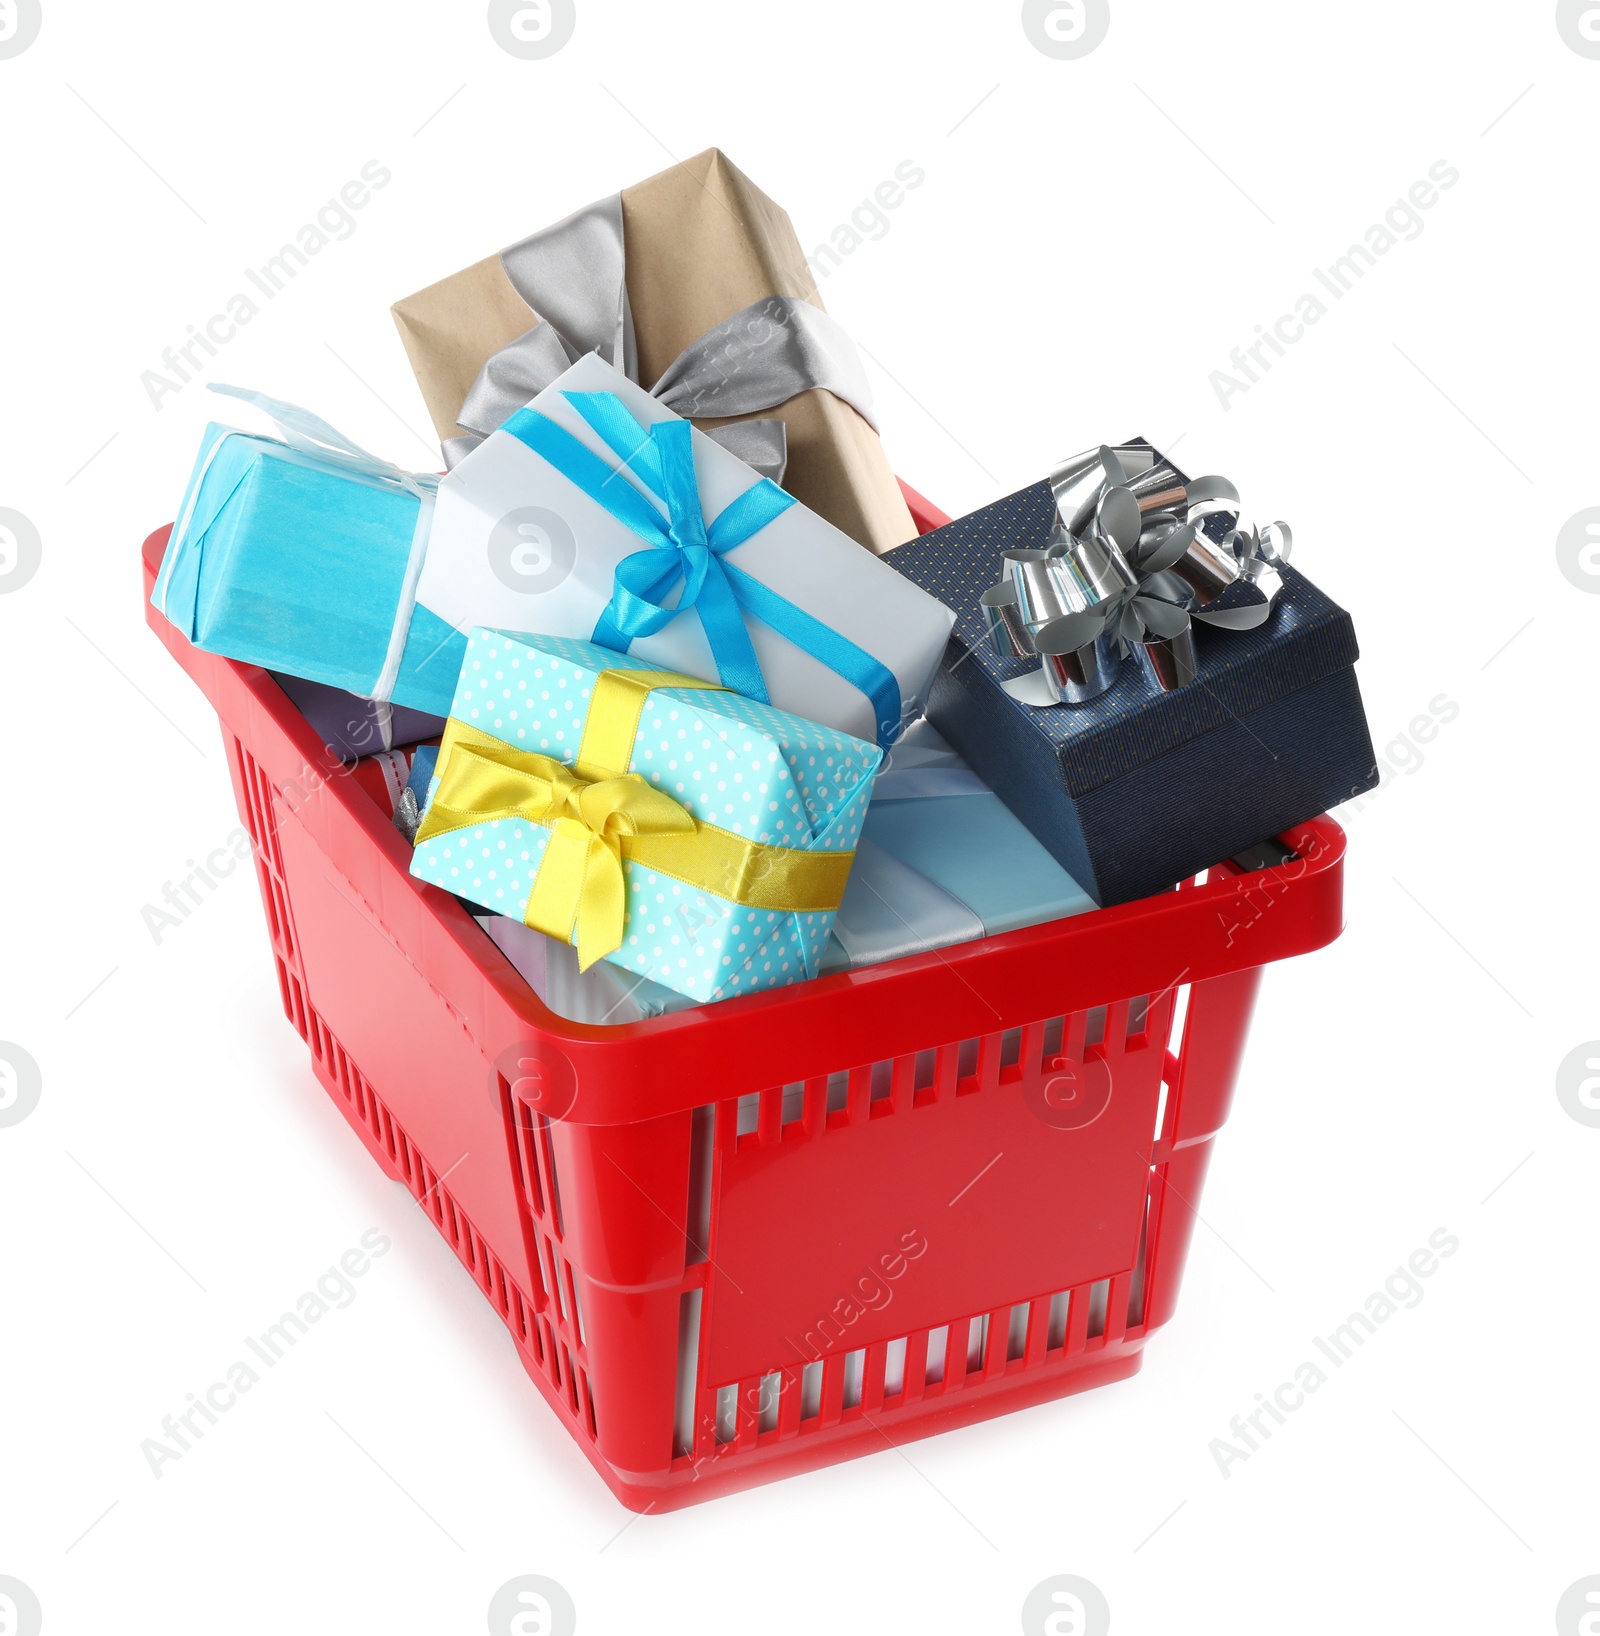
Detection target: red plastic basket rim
<box><xmin>141</xmin><ymin>522</ymin><xmax>1346</xmax><ymax>1125</ymax></box>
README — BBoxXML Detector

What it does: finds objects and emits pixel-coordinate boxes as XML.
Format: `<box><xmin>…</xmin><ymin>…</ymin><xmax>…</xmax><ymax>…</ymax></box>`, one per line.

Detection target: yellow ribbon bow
<box><xmin>413</xmin><ymin>667</ymin><xmax>856</xmax><ymax>971</ymax></box>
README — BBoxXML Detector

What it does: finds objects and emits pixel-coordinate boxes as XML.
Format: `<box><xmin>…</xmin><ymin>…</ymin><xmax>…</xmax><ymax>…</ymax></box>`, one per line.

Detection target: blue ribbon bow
<box><xmin>500</xmin><ymin>392</ymin><xmax>904</xmax><ymax>748</ymax></box>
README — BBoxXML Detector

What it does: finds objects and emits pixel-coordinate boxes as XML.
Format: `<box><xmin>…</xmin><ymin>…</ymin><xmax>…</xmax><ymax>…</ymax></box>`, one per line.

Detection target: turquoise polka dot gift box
<box><xmin>409</xmin><ymin>629</ymin><xmax>883</xmax><ymax>1005</ymax></box>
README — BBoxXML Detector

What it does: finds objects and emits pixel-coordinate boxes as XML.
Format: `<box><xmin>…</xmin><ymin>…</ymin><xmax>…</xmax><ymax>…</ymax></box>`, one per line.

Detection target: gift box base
<box><xmin>930</xmin><ymin>659</ymin><xmax>1375</xmax><ymax>906</ymax></box>
<box><xmin>143</xmin><ymin>506</ymin><xmax>1349</xmax><ymax>1513</ymax></box>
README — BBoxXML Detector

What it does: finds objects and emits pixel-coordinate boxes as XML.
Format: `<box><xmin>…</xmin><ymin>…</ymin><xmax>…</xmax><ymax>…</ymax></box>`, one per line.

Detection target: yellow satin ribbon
<box><xmin>414</xmin><ymin>666</ymin><xmax>855</xmax><ymax>971</ymax></box>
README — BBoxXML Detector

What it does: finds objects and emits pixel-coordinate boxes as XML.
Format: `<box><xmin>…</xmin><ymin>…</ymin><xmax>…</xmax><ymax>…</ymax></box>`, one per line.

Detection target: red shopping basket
<box><xmin>141</xmin><ymin>485</ymin><xmax>1346</xmax><ymax>1513</ymax></box>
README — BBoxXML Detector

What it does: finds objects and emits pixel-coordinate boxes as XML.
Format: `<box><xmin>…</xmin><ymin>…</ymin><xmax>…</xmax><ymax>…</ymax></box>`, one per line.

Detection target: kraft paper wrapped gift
<box><xmin>151</xmin><ymin>371</ymin><xmax>953</xmax><ymax>744</ymax></box>
<box><xmin>391</xmin><ymin>147</ymin><xmax>917</xmax><ymax>554</ymax></box>
<box><xmin>408</xmin><ymin>631</ymin><xmax>883</xmax><ymax>1005</ymax></box>
<box><xmin>886</xmin><ymin>478</ymin><xmax>1378</xmax><ymax>907</ymax></box>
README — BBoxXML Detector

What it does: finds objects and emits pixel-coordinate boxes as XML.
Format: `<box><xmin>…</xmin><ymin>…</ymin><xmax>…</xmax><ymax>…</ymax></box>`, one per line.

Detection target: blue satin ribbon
<box><xmin>500</xmin><ymin>392</ymin><xmax>904</xmax><ymax>747</ymax></box>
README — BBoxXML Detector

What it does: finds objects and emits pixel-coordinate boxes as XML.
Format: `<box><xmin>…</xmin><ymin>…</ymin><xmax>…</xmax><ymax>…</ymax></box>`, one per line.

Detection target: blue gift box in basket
<box><xmin>885</xmin><ymin>447</ymin><xmax>1379</xmax><ymax>907</ymax></box>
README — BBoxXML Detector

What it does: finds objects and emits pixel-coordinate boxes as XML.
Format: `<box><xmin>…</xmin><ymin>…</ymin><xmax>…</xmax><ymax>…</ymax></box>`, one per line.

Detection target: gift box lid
<box><xmin>887</xmin><ymin>476</ymin><xmax>1363</xmax><ymax>797</ymax></box>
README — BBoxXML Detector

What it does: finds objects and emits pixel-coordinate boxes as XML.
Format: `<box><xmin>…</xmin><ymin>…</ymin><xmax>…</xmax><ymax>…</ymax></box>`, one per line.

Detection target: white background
<box><xmin>2</xmin><ymin>2</ymin><xmax>1597</xmax><ymax>1632</ymax></box>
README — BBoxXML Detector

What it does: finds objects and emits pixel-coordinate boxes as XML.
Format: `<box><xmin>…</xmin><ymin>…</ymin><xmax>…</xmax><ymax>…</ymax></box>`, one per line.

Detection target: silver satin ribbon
<box><xmin>393</xmin><ymin>784</ymin><xmax>422</xmax><ymax>843</ymax></box>
<box><xmin>444</xmin><ymin>191</ymin><xmax>878</xmax><ymax>483</ymax></box>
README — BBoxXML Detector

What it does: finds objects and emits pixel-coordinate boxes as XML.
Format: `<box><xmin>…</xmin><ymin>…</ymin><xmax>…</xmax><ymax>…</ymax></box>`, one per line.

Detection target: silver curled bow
<box><xmin>980</xmin><ymin>443</ymin><xmax>1293</xmax><ymax>707</ymax></box>
<box><xmin>442</xmin><ymin>192</ymin><xmax>878</xmax><ymax>484</ymax></box>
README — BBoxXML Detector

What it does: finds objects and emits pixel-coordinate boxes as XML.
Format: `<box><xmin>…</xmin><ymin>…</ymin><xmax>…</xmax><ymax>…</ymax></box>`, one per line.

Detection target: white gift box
<box><xmin>418</xmin><ymin>352</ymin><xmax>954</xmax><ymax>747</ymax></box>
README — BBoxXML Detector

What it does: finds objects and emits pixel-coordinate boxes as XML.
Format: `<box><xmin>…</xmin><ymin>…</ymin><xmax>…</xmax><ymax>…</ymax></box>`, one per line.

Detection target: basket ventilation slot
<box><xmin>303</xmin><ymin>1006</ymin><xmax>596</xmax><ymax>1445</ymax></box>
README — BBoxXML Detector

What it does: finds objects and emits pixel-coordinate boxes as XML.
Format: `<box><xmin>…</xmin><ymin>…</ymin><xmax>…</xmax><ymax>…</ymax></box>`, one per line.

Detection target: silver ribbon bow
<box><xmin>443</xmin><ymin>193</ymin><xmax>878</xmax><ymax>484</ymax></box>
<box><xmin>981</xmin><ymin>443</ymin><xmax>1292</xmax><ymax>707</ymax></box>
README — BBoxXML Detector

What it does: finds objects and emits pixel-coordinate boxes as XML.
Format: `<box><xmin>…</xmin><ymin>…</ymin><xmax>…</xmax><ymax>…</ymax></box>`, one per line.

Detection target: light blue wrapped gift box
<box><xmin>152</xmin><ymin>365</ymin><xmax>954</xmax><ymax>746</ymax></box>
<box><xmin>409</xmin><ymin>631</ymin><xmax>882</xmax><ymax>1005</ymax></box>
<box><xmin>464</xmin><ymin>723</ymin><xmax>1097</xmax><ymax>1023</ymax></box>
<box><xmin>152</xmin><ymin>417</ymin><xmax>466</xmax><ymax>710</ymax></box>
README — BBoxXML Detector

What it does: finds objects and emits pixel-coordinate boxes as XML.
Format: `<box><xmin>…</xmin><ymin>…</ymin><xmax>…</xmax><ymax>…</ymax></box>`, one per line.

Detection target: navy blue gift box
<box><xmin>885</xmin><ymin>475</ymin><xmax>1378</xmax><ymax>907</ymax></box>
